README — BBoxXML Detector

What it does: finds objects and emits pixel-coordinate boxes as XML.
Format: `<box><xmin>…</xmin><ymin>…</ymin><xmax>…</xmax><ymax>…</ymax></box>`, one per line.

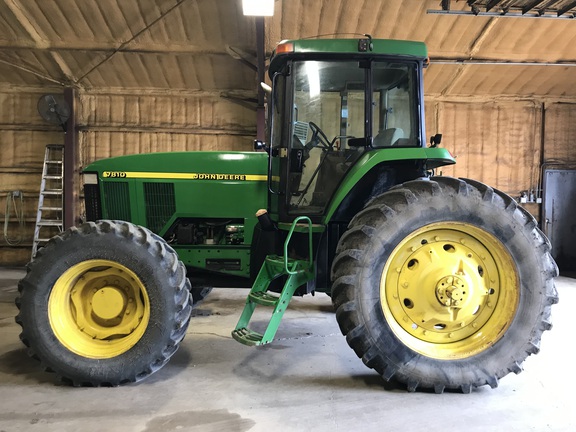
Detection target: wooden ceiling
<box><xmin>0</xmin><ymin>0</ymin><xmax>576</xmax><ymax>99</ymax></box>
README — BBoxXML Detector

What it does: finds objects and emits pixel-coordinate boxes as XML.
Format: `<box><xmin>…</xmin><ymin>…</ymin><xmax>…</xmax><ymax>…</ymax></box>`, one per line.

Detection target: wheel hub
<box><xmin>380</xmin><ymin>222</ymin><xmax>519</xmax><ymax>359</ymax></box>
<box><xmin>91</xmin><ymin>287</ymin><xmax>126</xmax><ymax>320</ymax></box>
<box><xmin>435</xmin><ymin>275</ymin><xmax>468</xmax><ymax>307</ymax></box>
<box><xmin>48</xmin><ymin>259</ymin><xmax>150</xmax><ymax>359</ymax></box>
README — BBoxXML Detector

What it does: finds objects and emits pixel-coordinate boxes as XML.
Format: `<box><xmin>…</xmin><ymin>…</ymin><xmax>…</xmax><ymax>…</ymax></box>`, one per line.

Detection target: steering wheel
<box><xmin>307</xmin><ymin>121</ymin><xmax>332</xmax><ymax>150</ymax></box>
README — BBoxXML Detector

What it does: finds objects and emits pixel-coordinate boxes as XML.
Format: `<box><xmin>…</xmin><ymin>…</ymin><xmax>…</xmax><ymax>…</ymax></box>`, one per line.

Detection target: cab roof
<box><xmin>269</xmin><ymin>38</ymin><xmax>428</xmax><ymax>76</ymax></box>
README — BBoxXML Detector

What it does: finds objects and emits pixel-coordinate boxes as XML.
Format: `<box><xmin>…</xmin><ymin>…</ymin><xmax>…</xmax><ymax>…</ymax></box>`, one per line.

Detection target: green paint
<box><xmin>270</xmin><ymin>38</ymin><xmax>428</xmax><ymax>75</ymax></box>
<box><xmin>173</xmin><ymin>246</ymin><xmax>252</xmax><ymax>278</ymax></box>
<box><xmin>85</xmin><ymin>151</ymin><xmax>269</xmax><ymax>278</ymax></box>
<box><xmin>85</xmin><ymin>151</ymin><xmax>268</xmax><ymax>175</ymax></box>
<box><xmin>277</xmin><ymin>222</ymin><xmax>326</xmax><ymax>233</ymax></box>
<box><xmin>83</xmin><ymin>38</ymin><xmax>457</xmax><ymax>294</ymax></box>
<box><xmin>323</xmin><ymin>147</ymin><xmax>455</xmax><ymax>223</ymax></box>
<box><xmin>232</xmin><ymin>217</ymin><xmax>315</xmax><ymax>346</ymax></box>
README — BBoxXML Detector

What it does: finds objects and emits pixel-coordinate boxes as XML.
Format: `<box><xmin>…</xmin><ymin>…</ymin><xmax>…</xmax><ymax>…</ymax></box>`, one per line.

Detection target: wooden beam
<box><xmin>3</xmin><ymin>0</ymin><xmax>75</xmax><ymax>82</ymax></box>
<box><xmin>485</xmin><ymin>0</ymin><xmax>506</xmax><ymax>12</ymax></box>
<box><xmin>63</xmin><ymin>87</ymin><xmax>78</xmax><ymax>229</ymax></box>
<box><xmin>556</xmin><ymin>0</ymin><xmax>576</xmax><ymax>16</ymax></box>
<box><xmin>75</xmin><ymin>125</ymin><xmax>256</xmax><ymax>136</ymax></box>
<box><xmin>76</xmin><ymin>0</ymin><xmax>190</xmax><ymax>84</ymax></box>
<box><xmin>522</xmin><ymin>0</ymin><xmax>547</xmax><ymax>14</ymax></box>
<box><xmin>0</xmin><ymin>57</ymin><xmax>65</xmax><ymax>85</ymax></box>
<box><xmin>226</xmin><ymin>46</ymin><xmax>257</xmax><ymax>71</ymax></box>
<box><xmin>0</xmin><ymin>124</ymin><xmax>61</xmax><ymax>132</ymax></box>
<box><xmin>0</xmin><ymin>41</ymin><xmax>232</xmax><ymax>56</ymax></box>
<box><xmin>535</xmin><ymin>0</ymin><xmax>563</xmax><ymax>15</ymax></box>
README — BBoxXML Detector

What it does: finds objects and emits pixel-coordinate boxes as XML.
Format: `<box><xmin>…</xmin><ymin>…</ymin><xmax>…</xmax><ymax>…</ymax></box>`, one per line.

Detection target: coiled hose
<box><xmin>4</xmin><ymin>191</ymin><xmax>25</xmax><ymax>246</ymax></box>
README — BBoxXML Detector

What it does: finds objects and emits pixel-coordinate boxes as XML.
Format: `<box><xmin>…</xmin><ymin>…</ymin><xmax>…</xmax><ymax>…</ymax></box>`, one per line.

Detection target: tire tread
<box><xmin>15</xmin><ymin>220</ymin><xmax>192</xmax><ymax>386</ymax></box>
<box><xmin>331</xmin><ymin>176</ymin><xmax>557</xmax><ymax>392</ymax></box>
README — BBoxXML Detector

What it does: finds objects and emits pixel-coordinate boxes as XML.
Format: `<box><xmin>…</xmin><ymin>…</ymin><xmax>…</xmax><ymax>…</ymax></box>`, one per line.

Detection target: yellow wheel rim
<box><xmin>381</xmin><ymin>222</ymin><xmax>519</xmax><ymax>359</ymax></box>
<box><xmin>48</xmin><ymin>260</ymin><xmax>150</xmax><ymax>359</ymax></box>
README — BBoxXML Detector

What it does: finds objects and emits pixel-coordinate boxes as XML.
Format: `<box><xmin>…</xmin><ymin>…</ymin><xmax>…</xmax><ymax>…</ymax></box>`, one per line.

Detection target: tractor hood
<box><xmin>83</xmin><ymin>151</ymin><xmax>268</xmax><ymax>180</ymax></box>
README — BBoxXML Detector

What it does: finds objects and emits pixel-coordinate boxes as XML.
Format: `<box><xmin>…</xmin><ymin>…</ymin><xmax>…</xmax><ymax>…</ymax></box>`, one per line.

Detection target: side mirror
<box><xmin>254</xmin><ymin>140</ymin><xmax>278</xmax><ymax>156</ymax></box>
<box><xmin>254</xmin><ymin>140</ymin><xmax>267</xmax><ymax>151</ymax></box>
<box><xmin>348</xmin><ymin>137</ymin><xmax>371</xmax><ymax>147</ymax></box>
<box><xmin>430</xmin><ymin>134</ymin><xmax>442</xmax><ymax>147</ymax></box>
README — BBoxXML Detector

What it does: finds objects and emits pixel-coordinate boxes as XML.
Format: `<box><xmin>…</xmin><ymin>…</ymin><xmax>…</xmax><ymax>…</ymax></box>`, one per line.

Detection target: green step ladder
<box><xmin>232</xmin><ymin>216</ymin><xmax>314</xmax><ymax>346</ymax></box>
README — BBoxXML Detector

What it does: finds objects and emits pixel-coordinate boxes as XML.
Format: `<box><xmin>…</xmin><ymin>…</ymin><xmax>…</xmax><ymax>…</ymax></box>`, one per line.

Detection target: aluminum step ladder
<box><xmin>232</xmin><ymin>216</ymin><xmax>315</xmax><ymax>346</ymax></box>
<box><xmin>32</xmin><ymin>145</ymin><xmax>64</xmax><ymax>259</ymax></box>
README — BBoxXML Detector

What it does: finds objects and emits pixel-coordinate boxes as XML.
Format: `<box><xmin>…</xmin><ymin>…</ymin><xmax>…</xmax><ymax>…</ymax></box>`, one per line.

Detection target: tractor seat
<box><xmin>372</xmin><ymin>128</ymin><xmax>404</xmax><ymax>147</ymax></box>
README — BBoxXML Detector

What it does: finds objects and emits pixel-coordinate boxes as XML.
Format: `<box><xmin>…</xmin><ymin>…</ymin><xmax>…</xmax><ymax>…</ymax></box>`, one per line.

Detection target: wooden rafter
<box><xmin>432</xmin><ymin>0</ymin><xmax>576</xmax><ymax>17</ymax></box>
<box><xmin>3</xmin><ymin>0</ymin><xmax>75</xmax><ymax>83</ymax></box>
<box><xmin>557</xmin><ymin>0</ymin><xmax>576</xmax><ymax>16</ymax></box>
<box><xmin>535</xmin><ymin>0</ymin><xmax>563</xmax><ymax>15</ymax></box>
<box><xmin>522</xmin><ymin>0</ymin><xmax>547</xmax><ymax>14</ymax></box>
<box><xmin>485</xmin><ymin>0</ymin><xmax>506</xmax><ymax>12</ymax></box>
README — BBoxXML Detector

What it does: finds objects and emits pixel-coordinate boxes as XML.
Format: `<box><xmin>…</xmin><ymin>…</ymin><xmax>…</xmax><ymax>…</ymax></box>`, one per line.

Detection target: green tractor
<box><xmin>16</xmin><ymin>37</ymin><xmax>558</xmax><ymax>392</ymax></box>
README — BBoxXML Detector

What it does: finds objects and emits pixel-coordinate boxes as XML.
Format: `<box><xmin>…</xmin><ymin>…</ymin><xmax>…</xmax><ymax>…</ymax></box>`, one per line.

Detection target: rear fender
<box><xmin>314</xmin><ymin>147</ymin><xmax>455</xmax><ymax>292</ymax></box>
<box><xmin>322</xmin><ymin>147</ymin><xmax>455</xmax><ymax>224</ymax></box>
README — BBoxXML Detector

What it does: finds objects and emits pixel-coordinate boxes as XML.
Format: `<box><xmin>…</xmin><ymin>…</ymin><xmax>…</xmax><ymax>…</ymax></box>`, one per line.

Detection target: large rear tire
<box><xmin>16</xmin><ymin>220</ymin><xmax>192</xmax><ymax>386</ymax></box>
<box><xmin>331</xmin><ymin>177</ymin><xmax>558</xmax><ymax>393</ymax></box>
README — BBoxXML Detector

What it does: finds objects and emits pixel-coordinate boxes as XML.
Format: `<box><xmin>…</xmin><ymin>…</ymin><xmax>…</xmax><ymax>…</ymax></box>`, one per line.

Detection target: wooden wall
<box><xmin>0</xmin><ymin>89</ymin><xmax>63</xmax><ymax>265</ymax></box>
<box><xmin>542</xmin><ymin>103</ymin><xmax>576</xmax><ymax>165</ymax></box>
<box><xmin>1</xmin><ymin>89</ymin><xmax>575</xmax><ymax>266</ymax></box>
<box><xmin>79</xmin><ymin>92</ymin><xmax>255</xmax><ymax>164</ymax></box>
<box><xmin>426</xmin><ymin>99</ymin><xmax>543</xmax><ymax>196</ymax></box>
<box><xmin>0</xmin><ymin>88</ymin><xmax>255</xmax><ymax>265</ymax></box>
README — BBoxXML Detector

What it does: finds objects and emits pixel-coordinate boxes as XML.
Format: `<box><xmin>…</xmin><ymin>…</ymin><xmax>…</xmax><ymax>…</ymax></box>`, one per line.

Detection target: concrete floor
<box><xmin>0</xmin><ymin>267</ymin><xmax>574</xmax><ymax>432</ymax></box>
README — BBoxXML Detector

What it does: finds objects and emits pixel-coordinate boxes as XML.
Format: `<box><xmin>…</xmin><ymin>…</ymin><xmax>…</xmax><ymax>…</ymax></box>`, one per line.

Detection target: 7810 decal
<box><xmin>102</xmin><ymin>171</ymin><xmax>127</xmax><ymax>178</ymax></box>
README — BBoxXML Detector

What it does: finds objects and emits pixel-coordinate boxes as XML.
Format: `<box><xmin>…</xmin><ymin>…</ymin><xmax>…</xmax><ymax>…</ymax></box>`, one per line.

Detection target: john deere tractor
<box><xmin>16</xmin><ymin>37</ymin><xmax>558</xmax><ymax>392</ymax></box>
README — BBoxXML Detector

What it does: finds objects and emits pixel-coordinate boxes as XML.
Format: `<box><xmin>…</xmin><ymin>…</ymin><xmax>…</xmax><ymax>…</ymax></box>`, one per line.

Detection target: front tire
<box><xmin>190</xmin><ymin>285</ymin><xmax>213</xmax><ymax>306</ymax></box>
<box><xmin>16</xmin><ymin>220</ymin><xmax>192</xmax><ymax>386</ymax></box>
<box><xmin>331</xmin><ymin>177</ymin><xmax>558</xmax><ymax>393</ymax></box>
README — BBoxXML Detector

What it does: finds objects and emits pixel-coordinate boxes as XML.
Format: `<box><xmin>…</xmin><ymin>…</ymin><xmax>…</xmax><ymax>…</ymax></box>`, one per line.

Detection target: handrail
<box><xmin>267</xmin><ymin>72</ymin><xmax>283</xmax><ymax>195</ymax></box>
<box><xmin>284</xmin><ymin>216</ymin><xmax>313</xmax><ymax>275</ymax></box>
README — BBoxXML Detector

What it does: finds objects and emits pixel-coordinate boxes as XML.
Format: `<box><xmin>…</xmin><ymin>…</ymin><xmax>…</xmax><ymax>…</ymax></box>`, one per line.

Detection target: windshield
<box><xmin>283</xmin><ymin>59</ymin><xmax>419</xmax><ymax>215</ymax></box>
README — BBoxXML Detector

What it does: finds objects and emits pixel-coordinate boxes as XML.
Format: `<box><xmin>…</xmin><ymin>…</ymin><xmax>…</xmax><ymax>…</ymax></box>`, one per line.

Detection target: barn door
<box><xmin>543</xmin><ymin>169</ymin><xmax>576</xmax><ymax>272</ymax></box>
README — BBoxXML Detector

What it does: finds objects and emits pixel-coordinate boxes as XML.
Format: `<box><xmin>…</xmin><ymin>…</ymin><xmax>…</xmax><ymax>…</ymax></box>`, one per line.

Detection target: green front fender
<box><xmin>322</xmin><ymin>147</ymin><xmax>455</xmax><ymax>223</ymax></box>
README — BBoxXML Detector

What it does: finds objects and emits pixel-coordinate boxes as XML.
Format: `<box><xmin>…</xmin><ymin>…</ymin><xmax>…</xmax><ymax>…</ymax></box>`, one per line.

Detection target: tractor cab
<box><xmin>265</xmin><ymin>38</ymin><xmax>428</xmax><ymax>222</ymax></box>
<box><xmin>230</xmin><ymin>38</ymin><xmax>441</xmax><ymax>346</ymax></box>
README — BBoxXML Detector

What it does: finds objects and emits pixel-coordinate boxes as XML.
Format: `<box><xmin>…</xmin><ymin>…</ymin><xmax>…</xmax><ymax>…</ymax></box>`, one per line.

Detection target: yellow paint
<box><xmin>49</xmin><ymin>259</ymin><xmax>150</xmax><ymax>359</ymax></box>
<box><xmin>103</xmin><ymin>171</ymin><xmax>268</xmax><ymax>181</ymax></box>
<box><xmin>380</xmin><ymin>222</ymin><xmax>519</xmax><ymax>359</ymax></box>
<box><xmin>91</xmin><ymin>287</ymin><xmax>125</xmax><ymax>320</ymax></box>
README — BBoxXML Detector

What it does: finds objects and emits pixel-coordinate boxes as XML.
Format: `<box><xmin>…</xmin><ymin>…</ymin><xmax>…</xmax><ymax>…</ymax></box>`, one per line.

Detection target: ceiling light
<box><xmin>242</xmin><ymin>0</ymin><xmax>274</xmax><ymax>16</ymax></box>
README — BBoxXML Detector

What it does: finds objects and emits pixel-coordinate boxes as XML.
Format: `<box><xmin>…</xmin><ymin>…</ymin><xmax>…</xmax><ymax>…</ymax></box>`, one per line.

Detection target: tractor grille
<box><xmin>144</xmin><ymin>182</ymin><xmax>175</xmax><ymax>233</ymax></box>
<box><xmin>84</xmin><ymin>184</ymin><xmax>101</xmax><ymax>221</ymax></box>
<box><xmin>103</xmin><ymin>182</ymin><xmax>131</xmax><ymax>221</ymax></box>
